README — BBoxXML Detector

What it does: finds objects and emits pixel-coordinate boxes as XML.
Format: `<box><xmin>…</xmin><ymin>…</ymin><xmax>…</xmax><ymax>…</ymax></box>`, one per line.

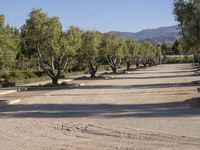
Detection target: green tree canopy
<box><xmin>124</xmin><ymin>40</ymin><xmax>140</xmax><ymax>70</ymax></box>
<box><xmin>100</xmin><ymin>34</ymin><xmax>125</xmax><ymax>73</ymax></box>
<box><xmin>172</xmin><ymin>40</ymin><xmax>184</xmax><ymax>55</ymax></box>
<box><xmin>0</xmin><ymin>15</ymin><xmax>20</xmax><ymax>70</ymax></box>
<box><xmin>139</xmin><ymin>42</ymin><xmax>153</xmax><ymax>67</ymax></box>
<box><xmin>79</xmin><ymin>31</ymin><xmax>102</xmax><ymax>77</ymax></box>
<box><xmin>21</xmin><ymin>9</ymin><xmax>81</xmax><ymax>85</ymax></box>
<box><xmin>174</xmin><ymin>0</ymin><xmax>200</xmax><ymax>55</ymax></box>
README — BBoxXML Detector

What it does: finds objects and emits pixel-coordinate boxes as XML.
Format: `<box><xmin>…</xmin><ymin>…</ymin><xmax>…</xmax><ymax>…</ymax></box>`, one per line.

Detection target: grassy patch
<box><xmin>15</xmin><ymin>76</ymin><xmax>51</xmax><ymax>86</ymax></box>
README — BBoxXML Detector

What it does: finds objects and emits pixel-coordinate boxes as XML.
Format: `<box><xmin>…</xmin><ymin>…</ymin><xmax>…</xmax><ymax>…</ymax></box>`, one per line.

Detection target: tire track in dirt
<box><xmin>55</xmin><ymin>122</ymin><xmax>200</xmax><ymax>149</ymax></box>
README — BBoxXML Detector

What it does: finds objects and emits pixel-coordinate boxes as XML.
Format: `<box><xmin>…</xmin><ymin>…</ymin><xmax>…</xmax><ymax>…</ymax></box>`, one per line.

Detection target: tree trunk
<box><xmin>136</xmin><ymin>63</ymin><xmax>139</xmax><ymax>68</ymax></box>
<box><xmin>88</xmin><ymin>63</ymin><xmax>97</xmax><ymax>78</ymax></box>
<box><xmin>127</xmin><ymin>62</ymin><xmax>131</xmax><ymax>70</ymax></box>
<box><xmin>89</xmin><ymin>67</ymin><xmax>96</xmax><ymax>78</ymax></box>
<box><xmin>90</xmin><ymin>71</ymin><xmax>96</xmax><ymax>78</ymax></box>
<box><xmin>111</xmin><ymin>65</ymin><xmax>117</xmax><ymax>73</ymax></box>
<box><xmin>107</xmin><ymin>58</ymin><xmax>118</xmax><ymax>73</ymax></box>
<box><xmin>51</xmin><ymin>77</ymin><xmax>58</xmax><ymax>85</ymax></box>
<box><xmin>158</xmin><ymin>56</ymin><xmax>161</xmax><ymax>65</ymax></box>
<box><xmin>143</xmin><ymin>63</ymin><xmax>147</xmax><ymax>67</ymax></box>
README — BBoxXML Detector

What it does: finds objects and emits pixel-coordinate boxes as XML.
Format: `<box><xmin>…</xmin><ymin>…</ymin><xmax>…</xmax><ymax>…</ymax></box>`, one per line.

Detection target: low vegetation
<box><xmin>163</xmin><ymin>55</ymin><xmax>194</xmax><ymax>64</ymax></box>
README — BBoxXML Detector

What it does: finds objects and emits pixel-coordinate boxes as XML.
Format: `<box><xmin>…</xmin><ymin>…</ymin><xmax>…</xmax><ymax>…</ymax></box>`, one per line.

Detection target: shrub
<box><xmin>163</xmin><ymin>55</ymin><xmax>193</xmax><ymax>64</ymax></box>
<box><xmin>23</xmin><ymin>72</ymin><xmax>37</xmax><ymax>79</ymax></box>
<box><xmin>1</xmin><ymin>82</ymin><xmax>15</xmax><ymax>88</ymax></box>
<box><xmin>1</xmin><ymin>72</ymin><xmax>16</xmax><ymax>82</ymax></box>
<box><xmin>15</xmin><ymin>76</ymin><xmax>50</xmax><ymax>86</ymax></box>
<box><xmin>33</xmin><ymin>71</ymin><xmax>46</xmax><ymax>77</ymax></box>
<box><xmin>0</xmin><ymin>71</ymin><xmax>42</xmax><ymax>83</ymax></box>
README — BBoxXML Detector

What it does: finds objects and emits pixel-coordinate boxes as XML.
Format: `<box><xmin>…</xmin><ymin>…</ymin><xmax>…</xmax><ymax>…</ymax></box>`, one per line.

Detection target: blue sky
<box><xmin>0</xmin><ymin>0</ymin><xmax>177</xmax><ymax>32</ymax></box>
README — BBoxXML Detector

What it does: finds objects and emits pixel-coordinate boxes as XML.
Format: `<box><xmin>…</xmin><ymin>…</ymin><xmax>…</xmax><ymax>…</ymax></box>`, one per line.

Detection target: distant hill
<box><xmin>108</xmin><ymin>25</ymin><xmax>181</xmax><ymax>45</ymax></box>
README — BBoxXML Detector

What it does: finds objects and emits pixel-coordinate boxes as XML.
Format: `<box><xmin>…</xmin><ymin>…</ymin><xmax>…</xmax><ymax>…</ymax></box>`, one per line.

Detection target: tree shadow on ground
<box><xmin>125</xmin><ymin>70</ymin><xmax>195</xmax><ymax>75</ymax></box>
<box><xmin>0</xmin><ymin>98</ymin><xmax>200</xmax><ymax>118</ymax></box>
<box><xmin>48</xmin><ymin>89</ymin><xmax>193</xmax><ymax>97</ymax></box>
<box><xmin>76</xmin><ymin>82</ymin><xmax>200</xmax><ymax>90</ymax></box>
<box><xmin>4</xmin><ymin>81</ymin><xmax>199</xmax><ymax>92</ymax></box>
<box><xmin>109</xmin><ymin>74</ymin><xmax>194</xmax><ymax>80</ymax></box>
<box><xmin>0</xmin><ymin>100</ymin><xmax>10</xmax><ymax>105</ymax></box>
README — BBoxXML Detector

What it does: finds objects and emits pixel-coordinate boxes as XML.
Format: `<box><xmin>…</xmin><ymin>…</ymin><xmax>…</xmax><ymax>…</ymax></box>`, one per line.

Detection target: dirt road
<box><xmin>0</xmin><ymin>64</ymin><xmax>200</xmax><ymax>150</ymax></box>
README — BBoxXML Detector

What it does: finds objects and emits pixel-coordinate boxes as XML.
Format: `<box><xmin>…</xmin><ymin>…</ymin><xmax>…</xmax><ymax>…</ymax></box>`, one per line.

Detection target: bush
<box><xmin>163</xmin><ymin>55</ymin><xmax>194</xmax><ymax>64</ymax></box>
<box><xmin>1</xmin><ymin>72</ymin><xmax>16</xmax><ymax>82</ymax></box>
<box><xmin>2</xmin><ymin>72</ymin><xmax>25</xmax><ymax>82</ymax></box>
<box><xmin>15</xmin><ymin>76</ymin><xmax>50</xmax><ymax>86</ymax></box>
<box><xmin>33</xmin><ymin>71</ymin><xmax>46</xmax><ymax>77</ymax></box>
<box><xmin>0</xmin><ymin>71</ymin><xmax>42</xmax><ymax>83</ymax></box>
<box><xmin>23</xmin><ymin>72</ymin><xmax>37</xmax><ymax>79</ymax></box>
<box><xmin>1</xmin><ymin>82</ymin><xmax>15</xmax><ymax>88</ymax></box>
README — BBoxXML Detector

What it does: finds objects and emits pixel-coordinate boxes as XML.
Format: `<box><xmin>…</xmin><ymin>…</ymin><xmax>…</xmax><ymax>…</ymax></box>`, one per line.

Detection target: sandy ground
<box><xmin>0</xmin><ymin>64</ymin><xmax>200</xmax><ymax>150</ymax></box>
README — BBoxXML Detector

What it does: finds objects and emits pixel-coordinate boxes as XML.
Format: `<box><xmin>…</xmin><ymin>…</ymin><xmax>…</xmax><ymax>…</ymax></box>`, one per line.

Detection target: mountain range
<box><xmin>108</xmin><ymin>25</ymin><xmax>181</xmax><ymax>45</ymax></box>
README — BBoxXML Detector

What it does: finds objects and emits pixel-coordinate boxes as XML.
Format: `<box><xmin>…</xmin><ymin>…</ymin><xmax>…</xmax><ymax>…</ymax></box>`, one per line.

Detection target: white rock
<box><xmin>80</xmin><ymin>83</ymin><xmax>85</xmax><ymax>86</ymax></box>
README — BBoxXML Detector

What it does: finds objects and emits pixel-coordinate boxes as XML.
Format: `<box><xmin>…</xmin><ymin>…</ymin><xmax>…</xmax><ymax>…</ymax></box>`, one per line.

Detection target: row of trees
<box><xmin>1</xmin><ymin>9</ymin><xmax>161</xmax><ymax>85</ymax></box>
<box><xmin>161</xmin><ymin>40</ymin><xmax>184</xmax><ymax>56</ymax></box>
<box><xmin>174</xmin><ymin>0</ymin><xmax>200</xmax><ymax>63</ymax></box>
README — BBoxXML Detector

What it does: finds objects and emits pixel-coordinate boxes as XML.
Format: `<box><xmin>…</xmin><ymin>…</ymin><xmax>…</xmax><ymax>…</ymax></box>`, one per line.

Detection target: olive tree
<box><xmin>147</xmin><ymin>46</ymin><xmax>158</xmax><ymax>66</ymax></box>
<box><xmin>100</xmin><ymin>34</ymin><xmax>125</xmax><ymax>73</ymax></box>
<box><xmin>79</xmin><ymin>31</ymin><xmax>102</xmax><ymax>77</ymax></box>
<box><xmin>139</xmin><ymin>42</ymin><xmax>153</xmax><ymax>67</ymax></box>
<box><xmin>124</xmin><ymin>40</ymin><xmax>139</xmax><ymax>70</ymax></box>
<box><xmin>21</xmin><ymin>9</ymin><xmax>81</xmax><ymax>85</ymax></box>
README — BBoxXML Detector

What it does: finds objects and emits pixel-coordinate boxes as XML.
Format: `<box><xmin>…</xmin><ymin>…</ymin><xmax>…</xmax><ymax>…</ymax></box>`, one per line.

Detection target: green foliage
<box><xmin>15</xmin><ymin>76</ymin><xmax>50</xmax><ymax>86</ymax></box>
<box><xmin>139</xmin><ymin>42</ymin><xmax>153</xmax><ymax>66</ymax></box>
<box><xmin>79</xmin><ymin>31</ymin><xmax>102</xmax><ymax>77</ymax></box>
<box><xmin>100</xmin><ymin>34</ymin><xmax>126</xmax><ymax>73</ymax></box>
<box><xmin>0</xmin><ymin>71</ymin><xmax>38</xmax><ymax>82</ymax></box>
<box><xmin>0</xmin><ymin>15</ymin><xmax>20</xmax><ymax>70</ymax></box>
<box><xmin>172</xmin><ymin>40</ymin><xmax>183</xmax><ymax>55</ymax></box>
<box><xmin>174</xmin><ymin>0</ymin><xmax>200</xmax><ymax>55</ymax></box>
<box><xmin>0</xmin><ymin>8</ymin><xmax>181</xmax><ymax>86</ymax></box>
<box><xmin>23</xmin><ymin>71</ymin><xmax>37</xmax><ymax>79</ymax></box>
<box><xmin>161</xmin><ymin>43</ymin><xmax>173</xmax><ymax>55</ymax></box>
<box><xmin>21</xmin><ymin>9</ymin><xmax>82</xmax><ymax>84</ymax></box>
<box><xmin>124</xmin><ymin>40</ymin><xmax>140</xmax><ymax>69</ymax></box>
<box><xmin>163</xmin><ymin>55</ymin><xmax>194</xmax><ymax>64</ymax></box>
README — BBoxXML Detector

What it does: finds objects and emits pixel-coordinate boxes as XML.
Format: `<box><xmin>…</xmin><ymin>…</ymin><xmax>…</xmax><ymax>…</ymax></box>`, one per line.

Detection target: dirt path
<box><xmin>0</xmin><ymin>64</ymin><xmax>200</xmax><ymax>150</ymax></box>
